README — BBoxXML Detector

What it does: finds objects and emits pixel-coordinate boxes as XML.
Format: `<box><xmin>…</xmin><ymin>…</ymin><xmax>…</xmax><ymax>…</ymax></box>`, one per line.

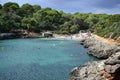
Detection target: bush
<box><xmin>70</xmin><ymin>25</ymin><xmax>79</xmax><ymax>34</ymax></box>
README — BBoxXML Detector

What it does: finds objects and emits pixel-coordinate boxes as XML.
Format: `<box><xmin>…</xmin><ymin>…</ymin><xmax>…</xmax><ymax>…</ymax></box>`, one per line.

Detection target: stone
<box><xmin>69</xmin><ymin>61</ymin><xmax>107</xmax><ymax>80</ymax></box>
<box><xmin>81</xmin><ymin>37</ymin><xmax>119</xmax><ymax>59</ymax></box>
<box><xmin>69</xmin><ymin>36</ymin><xmax>120</xmax><ymax>80</ymax></box>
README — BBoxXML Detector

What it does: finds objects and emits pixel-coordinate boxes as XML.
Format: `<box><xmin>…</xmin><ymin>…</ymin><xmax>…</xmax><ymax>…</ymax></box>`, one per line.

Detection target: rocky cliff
<box><xmin>69</xmin><ymin>35</ymin><xmax>120</xmax><ymax>80</ymax></box>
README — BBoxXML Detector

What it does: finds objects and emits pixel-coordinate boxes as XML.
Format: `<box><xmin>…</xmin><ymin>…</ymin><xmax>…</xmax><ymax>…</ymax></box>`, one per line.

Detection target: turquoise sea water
<box><xmin>0</xmin><ymin>38</ymin><xmax>96</xmax><ymax>80</ymax></box>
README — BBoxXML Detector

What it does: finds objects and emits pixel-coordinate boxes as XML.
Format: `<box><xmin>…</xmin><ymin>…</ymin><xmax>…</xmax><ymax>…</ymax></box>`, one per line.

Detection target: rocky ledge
<box><xmin>69</xmin><ymin>52</ymin><xmax>120</xmax><ymax>80</ymax></box>
<box><xmin>69</xmin><ymin>35</ymin><xmax>120</xmax><ymax>80</ymax></box>
<box><xmin>80</xmin><ymin>37</ymin><xmax>120</xmax><ymax>59</ymax></box>
<box><xmin>0</xmin><ymin>32</ymin><xmax>42</xmax><ymax>40</ymax></box>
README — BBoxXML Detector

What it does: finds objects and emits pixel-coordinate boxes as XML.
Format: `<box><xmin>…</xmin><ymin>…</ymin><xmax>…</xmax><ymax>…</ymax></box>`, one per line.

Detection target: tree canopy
<box><xmin>0</xmin><ymin>2</ymin><xmax>120</xmax><ymax>39</ymax></box>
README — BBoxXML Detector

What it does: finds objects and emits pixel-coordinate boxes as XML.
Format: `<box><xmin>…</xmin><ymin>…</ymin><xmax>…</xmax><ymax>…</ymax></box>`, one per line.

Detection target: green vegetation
<box><xmin>0</xmin><ymin>2</ymin><xmax>120</xmax><ymax>39</ymax></box>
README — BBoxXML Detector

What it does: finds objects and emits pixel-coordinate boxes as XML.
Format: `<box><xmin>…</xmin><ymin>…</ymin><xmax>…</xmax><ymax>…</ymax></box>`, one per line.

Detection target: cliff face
<box><xmin>69</xmin><ymin>36</ymin><xmax>120</xmax><ymax>80</ymax></box>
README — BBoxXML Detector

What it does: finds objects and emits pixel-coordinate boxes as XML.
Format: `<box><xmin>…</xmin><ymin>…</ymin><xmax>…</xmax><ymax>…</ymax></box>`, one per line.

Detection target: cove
<box><xmin>0</xmin><ymin>38</ymin><xmax>96</xmax><ymax>80</ymax></box>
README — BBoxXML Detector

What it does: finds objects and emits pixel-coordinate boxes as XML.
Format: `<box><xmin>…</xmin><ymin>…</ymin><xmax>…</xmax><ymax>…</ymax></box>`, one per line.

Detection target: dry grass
<box><xmin>93</xmin><ymin>34</ymin><xmax>117</xmax><ymax>45</ymax></box>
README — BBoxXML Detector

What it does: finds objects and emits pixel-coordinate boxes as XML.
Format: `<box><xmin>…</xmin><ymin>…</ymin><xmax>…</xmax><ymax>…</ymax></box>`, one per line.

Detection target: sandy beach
<box><xmin>53</xmin><ymin>33</ymin><xmax>91</xmax><ymax>40</ymax></box>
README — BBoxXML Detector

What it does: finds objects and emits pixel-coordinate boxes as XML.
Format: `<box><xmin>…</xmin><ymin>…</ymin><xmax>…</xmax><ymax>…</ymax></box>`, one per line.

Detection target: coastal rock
<box><xmin>105</xmin><ymin>52</ymin><xmax>120</xmax><ymax>65</ymax></box>
<box><xmin>104</xmin><ymin>52</ymin><xmax>120</xmax><ymax>75</ymax></box>
<box><xmin>69</xmin><ymin>61</ymin><xmax>106</xmax><ymax>80</ymax></box>
<box><xmin>80</xmin><ymin>39</ymin><xmax>85</xmax><ymax>45</ymax></box>
<box><xmin>69</xmin><ymin>35</ymin><xmax>120</xmax><ymax>80</ymax></box>
<box><xmin>0</xmin><ymin>33</ymin><xmax>16</xmax><ymax>40</ymax></box>
<box><xmin>69</xmin><ymin>52</ymin><xmax>120</xmax><ymax>80</ymax></box>
<box><xmin>104</xmin><ymin>52</ymin><xmax>120</xmax><ymax>80</ymax></box>
<box><xmin>0</xmin><ymin>31</ymin><xmax>42</xmax><ymax>40</ymax></box>
<box><xmin>81</xmin><ymin>37</ymin><xmax>120</xmax><ymax>59</ymax></box>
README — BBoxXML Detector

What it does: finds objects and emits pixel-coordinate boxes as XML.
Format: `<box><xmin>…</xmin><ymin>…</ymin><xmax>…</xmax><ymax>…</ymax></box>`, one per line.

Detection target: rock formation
<box><xmin>0</xmin><ymin>30</ymin><xmax>43</xmax><ymax>40</ymax></box>
<box><xmin>69</xmin><ymin>35</ymin><xmax>120</xmax><ymax>80</ymax></box>
<box><xmin>80</xmin><ymin>37</ymin><xmax>120</xmax><ymax>59</ymax></box>
<box><xmin>69</xmin><ymin>52</ymin><xmax>120</xmax><ymax>80</ymax></box>
<box><xmin>0</xmin><ymin>33</ymin><xmax>16</xmax><ymax>40</ymax></box>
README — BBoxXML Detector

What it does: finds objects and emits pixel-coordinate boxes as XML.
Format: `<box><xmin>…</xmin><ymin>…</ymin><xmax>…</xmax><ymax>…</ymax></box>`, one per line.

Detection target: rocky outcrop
<box><xmin>69</xmin><ymin>35</ymin><xmax>120</xmax><ymax>80</ymax></box>
<box><xmin>11</xmin><ymin>29</ymin><xmax>42</xmax><ymax>38</ymax></box>
<box><xmin>0</xmin><ymin>33</ymin><xmax>16</xmax><ymax>40</ymax></box>
<box><xmin>0</xmin><ymin>32</ymin><xmax>43</xmax><ymax>40</ymax></box>
<box><xmin>80</xmin><ymin>37</ymin><xmax>120</xmax><ymax>59</ymax></box>
<box><xmin>69</xmin><ymin>52</ymin><xmax>120</xmax><ymax>80</ymax></box>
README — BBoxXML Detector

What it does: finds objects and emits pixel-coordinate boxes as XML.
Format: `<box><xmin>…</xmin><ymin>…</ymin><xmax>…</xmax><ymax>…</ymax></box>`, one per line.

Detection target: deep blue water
<box><xmin>0</xmin><ymin>38</ymin><xmax>96</xmax><ymax>80</ymax></box>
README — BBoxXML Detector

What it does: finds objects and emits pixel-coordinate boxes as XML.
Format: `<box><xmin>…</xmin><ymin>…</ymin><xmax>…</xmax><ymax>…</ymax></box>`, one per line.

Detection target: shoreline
<box><xmin>0</xmin><ymin>32</ymin><xmax>43</xmax><ymax>40</ymax></box>
<box><xmin>69</xmin><ymin>34</ymin><xmax>120</xmax><ymax>80</ymax></box>
<box><xmin>1</xmin><ymin>32</ymin><xmax>120</xmax><ymax>79</ymax></box>
<box><xmin>53</xmin><ymin>33</ymin><xmax>92</xmax><ymax>40</ymax></box>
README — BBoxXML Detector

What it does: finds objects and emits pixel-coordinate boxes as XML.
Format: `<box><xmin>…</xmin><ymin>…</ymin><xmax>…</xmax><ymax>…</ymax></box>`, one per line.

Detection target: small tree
<box><xmin>70</xmin><ymin>25</ymin><xmax>79</xmax><ymax>34</ymax></box>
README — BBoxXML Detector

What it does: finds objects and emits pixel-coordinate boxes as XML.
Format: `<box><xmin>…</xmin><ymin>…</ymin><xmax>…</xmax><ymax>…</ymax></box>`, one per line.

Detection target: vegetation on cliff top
<box><xmin>0</xmin><ymin>2</ymin><xmax>120</xmax><ymax>39</ymax></box>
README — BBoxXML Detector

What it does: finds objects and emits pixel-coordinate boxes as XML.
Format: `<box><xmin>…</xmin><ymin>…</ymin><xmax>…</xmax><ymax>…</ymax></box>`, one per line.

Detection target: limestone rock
<box><xmin>69</xmin><ymin>61</ymin><xmax>106</xmax><ymax>80</ymax></box>
<box><xmin>69</xmin><ymin>52</ymin><xmax>120</xmax><ymax>80</ymax></box>
<box><xmin>81</xmin><ymin>37</ymin><xmax>120</xmax><ymax>59</ymax></box>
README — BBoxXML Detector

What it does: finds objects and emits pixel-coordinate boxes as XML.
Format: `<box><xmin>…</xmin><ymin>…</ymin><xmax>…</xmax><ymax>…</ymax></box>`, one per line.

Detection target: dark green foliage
<box><xmin>0</xmin><ymin>2</ymin><xmax>120</xmax><ymax>39</ymax></box>
<box><xmin>0</xmin><ymin>2</ymin><xmax>21</xmax><ymax>32</ymax></box>
<box><xmin>20</xmin><ymin>3</ymin><xmax>34</xmax><ymax>17</ymax></box>
<box><xmin>70</xmin><ymin>25</ymin><xmax>79</xmax><ymax>34</ymax></box>
<box><xmin>33</xmin><ymin>5</ymin><xmax>41</xmax><ymax>12</ymax></box>
<box><xmin>0</xmin><ymin>4</ymin><xmax>2</xmax><ymax>9</ymax></box>
<box><xmin>3</xmin><ymin>2</ymin><xmax>19</xmax><ymax>14</ymax></box>
<box><xmin>33</xmin><ymin>8</ymin><xmax>62</xmax><ymax>30</ymax></box>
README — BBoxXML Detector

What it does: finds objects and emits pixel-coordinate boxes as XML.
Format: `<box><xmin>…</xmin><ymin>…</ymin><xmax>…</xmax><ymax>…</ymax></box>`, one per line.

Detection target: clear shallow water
<box><xmin>0</xmin><ymin>38</ymin><xmax>96</xmax><ymax>80</ymax></box>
